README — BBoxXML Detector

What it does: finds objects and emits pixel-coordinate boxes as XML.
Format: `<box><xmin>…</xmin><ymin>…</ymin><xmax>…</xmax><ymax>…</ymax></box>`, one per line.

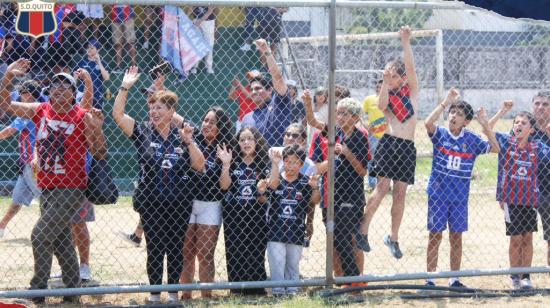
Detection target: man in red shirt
<box><xmin>0</xmin><ymin>59</ymin><xmax>107</xmax><ymax>304</ymax></box>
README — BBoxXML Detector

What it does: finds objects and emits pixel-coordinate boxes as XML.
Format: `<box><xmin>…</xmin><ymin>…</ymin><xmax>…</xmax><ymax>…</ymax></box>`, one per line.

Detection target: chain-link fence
<box><xmin>0</xmin><ymin>0</ymin><xmax>549</xmax><ymax>302</ymax></box>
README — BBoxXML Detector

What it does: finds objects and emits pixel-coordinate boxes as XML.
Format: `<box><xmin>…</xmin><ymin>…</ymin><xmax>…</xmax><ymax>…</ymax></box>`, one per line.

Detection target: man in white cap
<box><xmin>0</xmin><ymin>59</ymin><xmax>106</xmax><ymax>304</ymax></box>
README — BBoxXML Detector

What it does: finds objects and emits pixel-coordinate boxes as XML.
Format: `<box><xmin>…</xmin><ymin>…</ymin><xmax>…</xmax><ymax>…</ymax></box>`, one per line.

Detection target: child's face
<box><xmin>385</xmin><ymin>64</ymin><xmax>405</xmax><ymax>90</ymax></box>
<box><xmin>283</xmin><ymin>154</ymin><xmax>304</xmax><ymax>177</ymax></box>
<box><xmin>448</xmin><ymin>107</ymin><xmax>470</xmax><ymax>132</ymax></box>
<box><xmin>238</xmin><ymin>129</ymin><xmax>256</xmax><ymax>157</ymax></box>
<box><xmin>87</xmin><ymin>45</ymin><xmax>98</xmax><ymax>58</ymax></box>
<box><xmin>336</xmin><ymin>105</ymin><xmax>357</xmax><ymax>130</ymax></box>
<box><xmin>512</xmin><ymin>115</ymin><xmax>534</xmax><ymax>140</ymax></box>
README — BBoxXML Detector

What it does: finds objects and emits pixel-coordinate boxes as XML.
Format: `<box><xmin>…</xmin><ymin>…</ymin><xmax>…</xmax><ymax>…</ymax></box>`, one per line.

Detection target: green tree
<box><xmin>347</xmin><ymin>8</ymin><xmax>433</xmax><ymax>34</ymax></box>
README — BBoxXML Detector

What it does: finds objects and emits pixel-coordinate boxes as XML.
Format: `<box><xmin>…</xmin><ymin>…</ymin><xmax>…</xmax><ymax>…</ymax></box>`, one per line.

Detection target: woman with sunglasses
<box><xmin>112</xmin><ymin>66</ymin><xmax>205</xmax><ymax>304</ymax></box>
<box><xmin>217</xmin><ymin>127</ymin><xmax>280</xmax><ymax>295</ymax></box>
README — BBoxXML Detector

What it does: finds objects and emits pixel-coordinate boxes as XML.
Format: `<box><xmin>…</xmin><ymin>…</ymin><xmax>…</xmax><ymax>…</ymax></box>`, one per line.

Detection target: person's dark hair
<box><xmin>335</xmin><ymin>84</ymin><xmax>351</xmax><ymax>103</ymax></box>
<box><xmin>533</xmin><ymin>90</ymin><xmax>550</xmax><ymax>101</ymax></box>
<box><xmin>283</xmin><ymin>144</ymin><xmax>306</xmax><ymax>163</ymax></box>
<box><xmin>449</xmin><ymin>100</ymin><xmax>475</xmax><ymax>121</ymax></box>
<box><xmin>285</xmin><ymin>123</ymin><xmax>307</xmax><ymax>141</ymax></box>
<box><xmin>199</xmin><ymin>106</ymin><xmax>234</xmax><ymax>146</ymax></box>
<box><xmin>249</xmin><ymin>76</ymin><xmax>272</xmax><ymax>90</ymax></box>
<box><xmin>514</xmin><ymin>111</ymin><xmax>537</xmax><ymax>129</ymax></box>
<box><xmin>387</xmin><ymin>58</ymin><xmax>406</xmax><ymax>77</ymax></box>
<box><xmin>235</xmin><ymin>127</ymin><xmax>270</xmax><ymax>179</ymax></box>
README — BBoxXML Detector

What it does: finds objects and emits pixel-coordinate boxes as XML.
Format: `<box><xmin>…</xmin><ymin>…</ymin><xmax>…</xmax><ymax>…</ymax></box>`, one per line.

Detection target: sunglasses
<box><xmin>285</xmin><ymin>132</ymin><xmax>302</xmax><ymax>139</ymax></box>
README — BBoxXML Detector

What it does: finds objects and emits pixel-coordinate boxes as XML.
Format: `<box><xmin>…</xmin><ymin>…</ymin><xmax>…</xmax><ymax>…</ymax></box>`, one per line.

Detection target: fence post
<box><xmin>325</xmin><ymin>0</ymin><xmax>336</xmax><ymax>288</ymax></box>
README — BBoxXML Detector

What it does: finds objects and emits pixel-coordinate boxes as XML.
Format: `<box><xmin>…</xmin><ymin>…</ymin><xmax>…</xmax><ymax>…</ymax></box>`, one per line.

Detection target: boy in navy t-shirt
<box><xmin>424</xmin><ymin>88</ymin><xmax>499</xmax><ymax>288</ymax></box>
<box><xmin>76</xmin><ymin>39</ymin><xmax>110</xmax><ymax>109</ymax></box>
<box><xmin>491</xmin><ymin>110</ymin><xmax>550</xmax><ymax>289</ymax></box>
<box><xmin>261</xmin><ymin>144</ymin><xmax>320</xmax><ymax>296</ymax></box>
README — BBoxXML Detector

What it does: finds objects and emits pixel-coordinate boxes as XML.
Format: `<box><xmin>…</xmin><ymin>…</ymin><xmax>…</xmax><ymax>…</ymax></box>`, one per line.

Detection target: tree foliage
<box><xmin>347</xmin><ymin>8</ymin><xmax>433</xmax><ymax>34</ymax></box>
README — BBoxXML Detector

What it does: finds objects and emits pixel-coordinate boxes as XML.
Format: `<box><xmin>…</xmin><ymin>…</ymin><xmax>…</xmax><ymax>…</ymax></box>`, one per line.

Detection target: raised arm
<box><xmin>477</xmin><ymin>107</ymin><xmax>500</xmax><ymax>154</ymax></box>
<box><xmin>228</xmin><ymin>77</ymin><xmax>245</xmax><ymax>101</ymax></box>
<box><xmin>268</xmin><ymin>149</ymin><xmax>281</xmax><ymax>190</ymax></box>
<box><xmin>425</xmin><ymin>88</ymin><xmax>460</xmax><ymax>135</ymax></box>
<box><xmin>255</xmin><ymin>39</ymin><xmax>287</xmax><ymax>96</ymax></box>
<box><xmin>0</xmin><ymin>126</ymin><xmax>17</xmax><ymax>140</ymax></box>
<box><xmin>488</xmin><ymin>100</ymin><xmax>513</xmax><ymax>130</ymax></box>
<box><xmin>399</xmin><ymin>26</ymin><xmax>418</xmax><ymax>98</ymax></box>
<box><xmin>181</xmin><ymin>123</ymin><xmax>205</xmax><ymax>172</ymax></box>
<box><xmin>302</xmin><ymin>89</ymin><xmax>326</xmax><ymax>131</ymax></box>
<box><xmin>75</xmin><ymin>68</ymin><xmax>93</xmax><ymax>111</ymax></box>
<box><xmin>0</xmin><ymin>59</ymin><xmax>40</xmax><ymax>119</ymax></box>
<box><xmin>84</xmin><ymin>108</ymin><xmax>108</xmax><ymax>160</ymax></box>
<box><xmin>378</xmin><ymin>68</ymin><xmax>391</xmax><ymax>111</ymax></box>
<box><xmin>112</xmin><ymin>66</ymin><xmax>139</xmax><ymax>137</ymax></box>
<box><xmin>217</xmin><ymin>143</ymin><xmax>233</xmax><ymax>191</ymax></box>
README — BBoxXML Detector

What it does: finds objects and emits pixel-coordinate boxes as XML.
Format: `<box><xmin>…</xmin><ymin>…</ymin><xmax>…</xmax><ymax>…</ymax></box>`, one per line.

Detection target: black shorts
<box><xmin>505</xmin><ymin>204</ymin><xmax>538</xmax><ymax>236</ymax></box>
<box><xmin>537</xmin><ymin>201</ymin><xmax>550</xmax><ymax>240</ymax></box>
<box><xmin>321</xmin><ymin>204</ymin><xmax>364</xmax><ymax>228</ymax></box>
<box><xmin>371</xmin><ymin>134</ymin><xmax>416</xmax><ymax>184</ymax></box>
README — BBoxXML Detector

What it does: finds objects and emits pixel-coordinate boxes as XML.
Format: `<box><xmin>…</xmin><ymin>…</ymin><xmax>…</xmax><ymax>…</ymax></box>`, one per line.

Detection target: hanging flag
<box><xmin>16</xmin><ymin>0</ymin><xmax>58</xmax><ymax>38</ymax></box>
<box><xmin>462</xmin><ymin>0</ymin><xmax>550</xmax><ymax>21</ymax></box>
<box><xmin>161</xmin><ymin>5</ymin><xmax>211</xmax><ymax>79</ymax></box>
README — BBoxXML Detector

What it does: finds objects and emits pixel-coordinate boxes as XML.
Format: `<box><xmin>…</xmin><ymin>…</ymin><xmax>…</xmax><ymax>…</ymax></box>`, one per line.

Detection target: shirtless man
<box><xmin>356</xmin><ymin>26</ymin><xmax>419</xmax><ymax>259</ymax></box>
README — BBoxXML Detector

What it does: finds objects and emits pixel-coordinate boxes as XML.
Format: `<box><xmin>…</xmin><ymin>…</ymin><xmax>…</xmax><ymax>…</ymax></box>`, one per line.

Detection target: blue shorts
<box><xmin>12</xmin><ymin>164</ymin><xmax>41</xmax><ymax>206</ymax></box>
<box><xmin>71</xmin><ymin>198</ymin><xmax>95</xmax><ymax>224</ymax></box>
<box><xmin>427</xmin><ymin>197</ymin><xmax>468</xmax><ymax>233</ymax></box>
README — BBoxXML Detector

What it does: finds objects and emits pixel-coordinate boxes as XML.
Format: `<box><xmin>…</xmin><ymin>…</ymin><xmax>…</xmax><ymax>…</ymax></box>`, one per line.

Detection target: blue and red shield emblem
<box><xmin>16</xmin><ymin>0</ymin><xmax>57</xmax><ymax>38</ymax></box>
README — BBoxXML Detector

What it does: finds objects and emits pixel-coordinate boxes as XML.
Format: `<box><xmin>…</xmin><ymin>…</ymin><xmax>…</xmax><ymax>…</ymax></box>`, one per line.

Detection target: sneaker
<box><xmin>79</xmin><ymin>264</ymin><xmax>92</xmax><ymax>281</ymax></box>
<box><xmin>449</xmin><ymin>280</ymin><xmax>467</xmax><ymax>288</ymax></box>
<box><xmin>190</xmin><ymin>68</ymin><xmax>197</xmax><ymax>75</ymax></box>
<box><xmin>146</xmin><ymin>294</ymin><xmax>161</xmax><ymax>304</ymax></box>
<box><xmin>206</xmin><ymin>68</ymin><xmax>214</xmax><ymax>74</ymax></box>
<box><xmin>418</xmin><ymin>281</ymin><xmax>436</xmax><ymax>294</ymax></box>
<box><xmin>511</xmin><ymin>275</ymin><xmax>521</xmax><ymax>290</ymax></box>
<box><xmin>240</xmin><ymin>43</ymin><xmax>251</xmax><ymax>51</ymax></box>
<box><xmin>383</xmin><ymin>235</ymin><xmax>403</xmax><ymax>259</ymax></box>
<box><xmin>355</xmin><ymin>233</ymin><xmax>371</xmax><ymax>252</ymax></box>
<box><xmin>425</xmin><ymin>281</ymin><xmax>435</xmax><ymax>287</ymax></box>
<box><xmin>167</xmin><ymin>292</ymin><xmax>179</xmax><ymax>303</ymax></box>
<box><xmin>521</xmin><ymin>278</ymin><xmax>533</xmax><ymax>289</ymax></box>
<box><xmin>143</xmin><ymin>40</ymin><xmax>149</xmax><ymax>50</ymax></box>
<box><xmin>118</xmin><ymin>231</ymin><xmax>141</xmax><ymax>247</ymax></box>
<box><xmin>0</xmin><ymin>228</ymin><xmax>4</xmax><ymax>238</ymax></box>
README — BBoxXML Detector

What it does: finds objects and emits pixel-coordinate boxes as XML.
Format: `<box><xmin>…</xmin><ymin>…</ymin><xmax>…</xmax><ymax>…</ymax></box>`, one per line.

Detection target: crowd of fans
<box><xmin>0</xmin><ymin>3</ymin><xmax>549</xmax><ymax>305</ymax></box>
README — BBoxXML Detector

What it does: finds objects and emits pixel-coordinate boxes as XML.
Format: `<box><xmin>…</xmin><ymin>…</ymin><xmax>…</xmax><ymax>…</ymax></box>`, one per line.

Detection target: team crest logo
<box><xmin>16</xmin><ymin>0</ymin><xmax>57</xmax><ymax>38</ymax></box>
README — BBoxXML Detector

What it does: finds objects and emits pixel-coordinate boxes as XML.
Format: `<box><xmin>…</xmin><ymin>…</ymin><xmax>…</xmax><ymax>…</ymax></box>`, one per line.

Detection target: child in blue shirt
<box><xmin>76</xmin><ymin>39</ymin><xmax>110</xmax><ymax>109</ymax></box>
<box><xmin>261</xmin><ymin>144</ymin><xmax>320</xmax><ymax>296</ymax></box>
<box><xmin>424</xmin><ymin>88</ymin><xmax>499</xmax><ymax>288</ymax></box>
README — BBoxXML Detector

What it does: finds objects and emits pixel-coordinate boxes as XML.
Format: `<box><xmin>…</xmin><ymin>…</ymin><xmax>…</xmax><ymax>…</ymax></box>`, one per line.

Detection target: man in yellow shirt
<box><xmin>363</xmin><ymin>79</ymin><xmax>387</xmax><ymax>189</ymax></box>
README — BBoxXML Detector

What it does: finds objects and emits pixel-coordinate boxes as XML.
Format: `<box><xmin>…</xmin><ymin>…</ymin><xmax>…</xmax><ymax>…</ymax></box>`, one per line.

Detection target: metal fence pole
<box><xmin>325</xmin><ymin>0</ymin><xmax>336</xmax><ymax>288</ymax></box>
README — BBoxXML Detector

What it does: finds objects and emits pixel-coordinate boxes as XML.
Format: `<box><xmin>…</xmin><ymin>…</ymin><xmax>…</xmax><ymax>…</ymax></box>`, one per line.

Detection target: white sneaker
<box><xmin>511</xmin><ymin>275</ymin><xmax>521</xmax><ymax>290</ymax></box>
<box><xmin>167</xmin><ymin>292</ymin><xmax>179</xmax><ymax>303</ymax></box>
<box><xmin>190</xmin><ymin>68</ymin><xmax>197</xmax><ymax>75</ymax></box>
<box><xmin>206</xmin><ymin>68</ymin><xmax>214</xmax><ymax>74</ymax></box>
<box><xmin>521</xmin><ymin>278</ymin><xmax>533</xmax><ymax>289</ymax></box>
<box><xmin>143</xmin><ymin>40</ymin><xmax>149</xmax><ymax>50</ymax></box>
<box><xmin>0</xmin><ymin>228</ymin><xmax>5</xmax><ymax>238</ymax></box>
<box><xmin>240</xmin><ymin>43</ymin><xmax>251</xmax><ymax>51</ymax></box>
<box><xmin>146</xmin><ymin>294</ymin><xmax>161</xmax><ymax>304</ymax></box>
<box><xmin>79</xmin><ymin>264</ymin><xmax>92</xmax><ymax>281</ymax></box>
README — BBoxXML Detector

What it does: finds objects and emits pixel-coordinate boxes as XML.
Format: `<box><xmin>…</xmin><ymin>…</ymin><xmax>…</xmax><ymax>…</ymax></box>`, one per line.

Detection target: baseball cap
<box><xmin>246</xmin><ymin>69</ymin><xmax>262</xmax><ymax>80</ymax></box>
<box><xmin>19</xmin><ymin>80</ymin><xmax>42</xmax><ymax>100</ymax></box>
<box><xmin>86</xmin><ymin>39</ymin><xmax>101</xmax><ymax>49</ymax></box>
<box><xmin>52</xmin><ymin>72</ymin><xmax>77</xmax><ymax>90</ymax></box>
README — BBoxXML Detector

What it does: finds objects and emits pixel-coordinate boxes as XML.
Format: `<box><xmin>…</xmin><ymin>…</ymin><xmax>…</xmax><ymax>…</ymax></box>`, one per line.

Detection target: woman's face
<box><xmin>149</xmin><ymin>101</ymin><xmax>173</xmax><ymax>127</ymax></box>
<box><xmin>336</xmin><ymin>105</ymin><xmax>356</xmax><ymax>130</ymax></box>
<box><xmin>238</xmin><ymin>129</ymin><xmax>256</xmax><ymax>157</ymax></box>
<box><xmin>202</xmin><ymin>110</ymin><xmax>219</xmax><ymax>141</ymax></box>
<box><xmin>283</xmin><ymin>126</ymin><xmax>305</xmax><ymax>148</ymax></box>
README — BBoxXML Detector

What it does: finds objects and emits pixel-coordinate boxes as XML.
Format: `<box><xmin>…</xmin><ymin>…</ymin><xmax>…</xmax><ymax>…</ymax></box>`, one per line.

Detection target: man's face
<box><xmin>532</xmin><ymin>96</ymin><xmax>550</xmax><ymax>127</ymax></box>
<box><xmin>250</xmin><ymin>81</ymin><xmax>272</xmax><ymax>107</ymax></box>
<box><xmin>49</xmin><ymin>78</ymin><xmax>74</xmax><ymax>104</ymax></box>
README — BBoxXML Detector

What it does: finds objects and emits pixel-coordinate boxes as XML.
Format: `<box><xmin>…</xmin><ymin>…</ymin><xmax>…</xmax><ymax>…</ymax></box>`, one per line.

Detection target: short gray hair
<box><xmin>337</xmin><ymin>97</ymin><xmax>363</xmax><ymax>117</ymax></box>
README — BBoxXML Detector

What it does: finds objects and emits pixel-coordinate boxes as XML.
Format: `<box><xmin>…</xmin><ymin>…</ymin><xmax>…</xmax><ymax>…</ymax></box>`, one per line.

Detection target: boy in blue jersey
<box><xmin>489</xmin><ymin>106</ymin><xmax>550</xmax><ymax>289</ymax></box>
<box><xmin>424</xmin><ymin>88</ymin><xmax>499</xmax><ymax>288</ymax></box>
<box><xmin>75</xmin><ymin>39</ymin><xmax>110</xmax><ymax>109</ymax></box>
<box><xmin>260</xmin><ymin>144</ymin><xmax>320</xmax><ymax>296</ymax></box>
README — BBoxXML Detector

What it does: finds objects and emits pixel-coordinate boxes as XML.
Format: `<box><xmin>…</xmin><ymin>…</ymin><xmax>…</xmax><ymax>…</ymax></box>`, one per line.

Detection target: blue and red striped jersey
<box><xmin>111</xmin><ymin>5</ymin><xmax>135</xmax><ymax>23</ymax></box>
<box><xmin>388</xmin><ymin>84</ymin><xmax>415</xmax><ymax>123</ymax></box>
<box><xmin>496</xmin><ymin>132</ymin><xmax>550</xmax><ymax>208</ymax></box>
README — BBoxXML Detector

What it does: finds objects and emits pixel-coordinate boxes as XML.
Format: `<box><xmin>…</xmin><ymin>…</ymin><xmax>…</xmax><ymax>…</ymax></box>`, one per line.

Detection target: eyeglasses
<box><xmin>285</xmin><ymin>132</ymin><xmax>302</xmax><ymax>139</ymax></box>
<box><xmin>50</xmin><ymin>81</ymin><xmax>73</xmax><ymax>89</ymax></box>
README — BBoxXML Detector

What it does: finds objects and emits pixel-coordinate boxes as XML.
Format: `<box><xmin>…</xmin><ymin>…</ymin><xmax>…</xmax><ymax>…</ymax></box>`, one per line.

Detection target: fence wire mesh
<box><xmin>0</xmin><ymin>0</ymin><xmax>549</xmax><ymax>301</ymax></box>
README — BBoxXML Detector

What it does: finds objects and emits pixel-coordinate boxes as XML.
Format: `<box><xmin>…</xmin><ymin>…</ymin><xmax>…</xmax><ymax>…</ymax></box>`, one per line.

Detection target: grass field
<box><xmin>1</xmin><ymin>119</ymin><xmax>549</xmax><ymax>306</ymax></box>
